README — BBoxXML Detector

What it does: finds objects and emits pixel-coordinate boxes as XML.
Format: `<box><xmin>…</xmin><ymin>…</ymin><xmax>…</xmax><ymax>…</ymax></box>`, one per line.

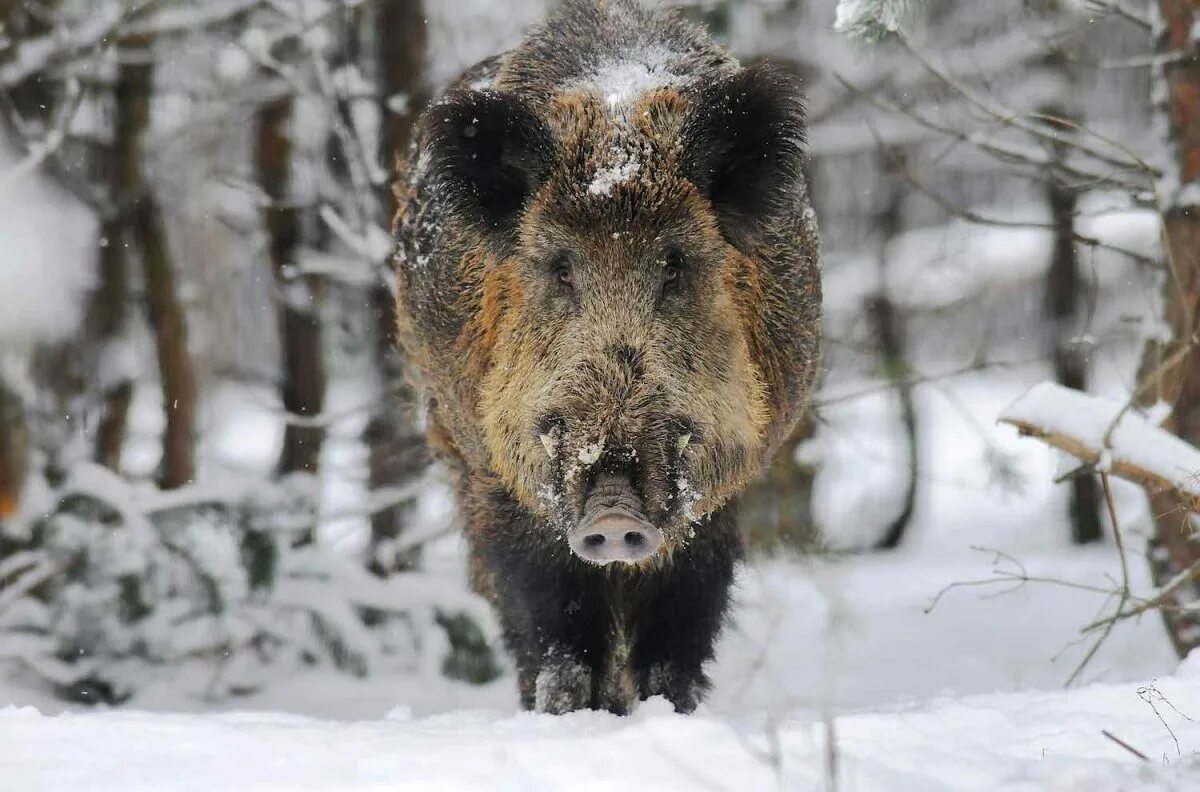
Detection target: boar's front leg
<box><xmin>633</xmin><ymin>509</ymin><xmax>740</xmax><ymax>713</ymax></box>
<box><xmin>470</xmin><ymin>489</ymin><xmax>612</xmax><ymax>713</ymax></box>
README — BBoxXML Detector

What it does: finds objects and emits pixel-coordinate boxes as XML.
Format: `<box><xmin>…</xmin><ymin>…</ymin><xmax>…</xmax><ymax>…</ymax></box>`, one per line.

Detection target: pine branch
<box><xmin>834</xmin><ymin>0</ymin><xmax>929</xmax><ymax>43</ymax></box>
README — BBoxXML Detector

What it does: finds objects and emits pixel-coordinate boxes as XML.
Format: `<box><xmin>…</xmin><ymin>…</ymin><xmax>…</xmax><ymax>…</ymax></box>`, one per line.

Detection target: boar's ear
<box><xmin>420</xmin><ymin>90</ymin><xmax>559</xmax><ymax>237</ymax></box>
<box><xmin>680</xmin><ymin>61</ymin><xmax>806</xmax><ymax>238</ymax></box>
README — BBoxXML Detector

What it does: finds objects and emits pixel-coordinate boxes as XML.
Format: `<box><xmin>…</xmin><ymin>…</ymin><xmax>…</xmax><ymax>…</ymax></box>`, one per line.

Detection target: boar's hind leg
<box><xmin>634</xmin><ymin>513</ymin><xmax>739</xmax><ymax>714</ymax></box>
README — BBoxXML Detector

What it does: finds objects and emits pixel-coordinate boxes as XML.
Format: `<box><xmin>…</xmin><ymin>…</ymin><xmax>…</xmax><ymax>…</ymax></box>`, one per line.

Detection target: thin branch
<box><xmin>884</xmin><ymin>149</ymin><xmax>1158</xmax><ymax>268</ymax></box>
<box><xmin>0</xmin><ymin>0</ymin><xmax>162</xmax><ymax>87</ymax></box>
<box><xmin>1082</xmin><ymin>0</ymin><xmax>1153</xmax><ymax>31</ymax></box>
<box><xmin>1081</xmin><ymin>561</ymin><xmax>1200</xmax><ymax>632</ymax></box>
<box><xmin>897</xmin><ymin>34</ymin><xmax>1159</xmax><ymax>180</ymax></box>
<box><xmin>1066</xmin><ymin>473</ymin><xmax>1130</xmax><ymax>686</ymax></box>
<box><xmin>1100</xmin><ymin>730</ymin><xmax>1150</xmax><ymax>761</ymax></box>
<box><xmin>833</xmin><ymin>73</ymin><xmax>1151</xmax><ymax>196</ymax></box>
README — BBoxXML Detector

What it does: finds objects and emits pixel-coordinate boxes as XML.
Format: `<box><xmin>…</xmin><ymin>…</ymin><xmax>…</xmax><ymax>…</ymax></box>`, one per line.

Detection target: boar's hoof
<box><xmin>535</xmin><ymin>654</ymin><xmax>591</xmax><ymax>714</ymax></box>
<box><xmin>570</xmin><ymin>473</ymin><xmax>663</xmax><ymax>565</ymax></box>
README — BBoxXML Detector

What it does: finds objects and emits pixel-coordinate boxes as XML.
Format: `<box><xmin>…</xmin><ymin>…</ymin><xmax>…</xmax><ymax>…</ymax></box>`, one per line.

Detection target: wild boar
<box><xmin>392</xmin><ymin>0</ymin><xmax>820</xmax><ymax>714</ymax></box>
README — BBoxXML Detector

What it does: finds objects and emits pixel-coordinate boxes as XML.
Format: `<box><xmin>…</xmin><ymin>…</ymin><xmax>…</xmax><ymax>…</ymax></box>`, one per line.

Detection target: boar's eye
<box><xmin>549</xmin><ymin>252</ymin><xmax>574</xmax><ymax>291</ymax></box>
<box><xmin>660</xmin><ymin>247</ymin><xmax>686</xmax><ymax>289</ymax></box>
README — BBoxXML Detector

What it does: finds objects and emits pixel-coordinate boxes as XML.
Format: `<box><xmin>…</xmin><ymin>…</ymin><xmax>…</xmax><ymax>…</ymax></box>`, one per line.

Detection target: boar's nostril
<box><xmin>624</xmin><ymin>531</ymin><xmax>645</xmax><ymax>547</ymax></box>
<box><xmin>584</xmin><ymin>533</ymin><xmax>606</xmax><ymax>548</ymax></box>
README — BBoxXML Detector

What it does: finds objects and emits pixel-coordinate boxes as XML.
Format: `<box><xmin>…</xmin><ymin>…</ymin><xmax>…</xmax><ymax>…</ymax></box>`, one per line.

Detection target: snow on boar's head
<box><xmin>401</xmin><ymin>44</ymin><xmax>819</xmax><ymax>567</ymax></box>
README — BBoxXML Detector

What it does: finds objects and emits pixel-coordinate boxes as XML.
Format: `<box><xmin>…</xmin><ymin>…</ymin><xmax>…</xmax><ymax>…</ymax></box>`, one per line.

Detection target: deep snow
<box><xmin>5</xmin><ymin>672</ymin><xmax>1199</xmax><ymax>791</ymax></box>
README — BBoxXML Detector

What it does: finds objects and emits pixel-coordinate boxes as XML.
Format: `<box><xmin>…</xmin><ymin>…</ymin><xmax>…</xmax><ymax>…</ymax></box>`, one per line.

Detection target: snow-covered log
<box><xmin>999</xmin><ymin>382</ymin><xmax>1200</xmax><ymax>513</ymax></box>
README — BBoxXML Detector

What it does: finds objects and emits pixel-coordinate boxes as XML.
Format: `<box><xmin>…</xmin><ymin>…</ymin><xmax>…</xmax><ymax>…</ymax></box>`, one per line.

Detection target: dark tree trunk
<box><xmin>137</xmin><ymin>193</ymin><xmax>197</xmax><ymax>489</ymax></box>
<box><xmin>1137</xmin><ymin>0</ymin><xmax>1200</xmax><ymax>658</ymax></box>
<box><xmin>0</xmin><ymin>380</ymin><xmax>28</xmax><ymax>524</ymax></box>
<box><xmin>378</xmin><ymin>0</ymin><xmax>429</xmax><ymax>216</ymax></box>
<box><xmin>870</xmin><ymin>295</ymin><xmax>918</xmax><ymax>551</ymax></box>
<box><xmin>872</xmin><ymin>146</ymin><xmax>918</xmax><ymax>551</ymax></box>
<box><xmin>366</xmin><ymin>0</ymin><xmax>431</xmax><ymax>575</ymax></box>
<box><xmin>256</xmin><ymin>95</ymin><xmax>326</xmax><ymax>481</ymax></box>
<box><xmin>1040</xmin><ymin>104</ymin><xmax>1102</xmax><ymax>545</ymax></box>
<box><xmin>109</xmin><ymin>34</ymin><xmax>197</xmax><ymax>490</ymax></box>
<box><xmin>88</xmin><ymin>37</ymin><xmax>149</xmax><ymax>472</ymax></box>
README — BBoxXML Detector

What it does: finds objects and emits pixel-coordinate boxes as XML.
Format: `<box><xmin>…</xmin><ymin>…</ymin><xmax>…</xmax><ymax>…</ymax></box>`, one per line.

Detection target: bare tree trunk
<box><xmin>378</xmin><ymin>0</ymin><xmax>429</xmax><ymax>210</ymax></box>
<box><xmin>872</xmin><ymin>146</ymin><xmax>918</xmax><ymax>551</ymax></box>
<box><xmin>256</xmin><ymin>95</ymin><xmax>326</xmax><ymax>481</ymax></box>
<box><xmin>870</xmin><ymin>295</ymin><xmax>918</xmax><ymax>550</ymax></box>
<box><xmin>0</xmin><ymin>380</ymin><xmax>28</xmax><ymax>524</ymax></box>
<box><xmin>366</xmin><ymin>0</ymin><xmax>430</xmax><ymax>575</ymax></box>
<box><xmin>138</xmin><ymin>194</ymin><xmax>197</xmax><ymax>489</ymax></box>
<box><xmin>109</xmin><ymin>34</ymin><xmax>197</xmax><ymax>490</ymax></box>
<box><xmin>1137</xmin><ymin>0</ymin><xmax>1200</xmax><ymax>657</ymax></box>
<box><xmin>88</xmin><ymin>38</ymin><xmax>147</xmax><ymax>472</ymax></box>
<box><xmin>1041</xmin><ymin>103</ymin><xmax>1101</xmax><ymax>545</ymax></box>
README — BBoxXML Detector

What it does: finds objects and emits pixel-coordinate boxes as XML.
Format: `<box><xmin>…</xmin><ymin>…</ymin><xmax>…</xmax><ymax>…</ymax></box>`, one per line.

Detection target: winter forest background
<box><xmin>4</xmin><ymin>0</ymin><xmax>1200</xmax><ymax>788</ymax></box>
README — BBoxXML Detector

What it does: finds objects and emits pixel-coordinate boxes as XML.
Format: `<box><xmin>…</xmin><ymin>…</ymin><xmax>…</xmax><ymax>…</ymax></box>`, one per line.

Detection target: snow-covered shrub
<box><xmin>0</xmin><ymin>464</ymin><xmax>481</xmax><ymax>704</ymax></box>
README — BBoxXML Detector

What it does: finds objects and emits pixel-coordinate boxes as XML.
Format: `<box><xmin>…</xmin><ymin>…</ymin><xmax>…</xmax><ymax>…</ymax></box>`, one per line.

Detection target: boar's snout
<box><xmin>569</xmin><ymin>473</ymin><xmax>664</xmax><ymax>565</ymax></box>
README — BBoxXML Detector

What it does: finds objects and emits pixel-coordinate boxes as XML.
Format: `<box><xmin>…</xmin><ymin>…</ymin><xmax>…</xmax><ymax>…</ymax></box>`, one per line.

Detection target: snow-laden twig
<box><xmin>125</xmin><ymin>0</ymin><xmax>265</xmax><ymax>37</ymax></box>
<box><xmin>0</xmin><ymin>556</ymin><xmax>63</xmax><ymax>617</ymax></box>
<box><xmin>0</xmin><ymin>77</ymin><xmax>83</xmax><ymax>196</ymax></box>
<box><xmin>834</xmin><ymin>0</ymin><xmax>928</xmax><ymax>43</ymax></box>
<box><xmin>0</xmin><ymin>1</ymin><xmax>127</xmax><ymax>87</ymax></box>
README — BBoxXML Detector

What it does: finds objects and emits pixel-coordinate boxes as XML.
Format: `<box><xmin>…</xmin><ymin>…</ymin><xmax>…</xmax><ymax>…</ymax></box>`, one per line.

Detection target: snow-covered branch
<box><xmin>999</xmin><ymin>382</ymin><xmax>1200</xmax><ymax>514</ymax></box>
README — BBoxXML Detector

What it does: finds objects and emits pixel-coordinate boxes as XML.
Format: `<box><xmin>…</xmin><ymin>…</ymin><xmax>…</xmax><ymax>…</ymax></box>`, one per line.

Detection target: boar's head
<box><xmin>410</xmin><ymin>61</ymin><xmax>818</xmax><ymax>566</ymax></box>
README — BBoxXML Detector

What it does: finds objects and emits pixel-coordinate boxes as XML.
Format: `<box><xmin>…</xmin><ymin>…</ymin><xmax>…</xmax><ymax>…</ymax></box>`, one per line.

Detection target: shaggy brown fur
<box><xmin>393</xmin><ymin>0</ymin><xmax>820</xmax><ymax>714</ymax></box>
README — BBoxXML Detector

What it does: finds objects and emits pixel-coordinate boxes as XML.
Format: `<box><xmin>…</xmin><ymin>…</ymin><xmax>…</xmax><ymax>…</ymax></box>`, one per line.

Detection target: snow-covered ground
<box><xmin>6</xmin><ymin>671</ymin><xmax>1199</xmax><ymax>790</ymax></box>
